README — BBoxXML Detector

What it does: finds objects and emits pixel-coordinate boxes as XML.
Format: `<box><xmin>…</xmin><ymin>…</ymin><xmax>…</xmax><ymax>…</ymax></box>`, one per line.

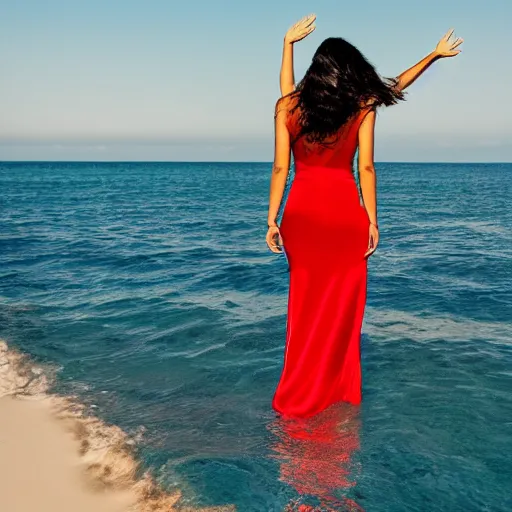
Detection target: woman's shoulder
<box><xmin>353</xmin><ymin>99</ymin><xmax>378</xmax><ymax>126</ymax></box>
<box><xmin>275</xmin><ymin>93</ymin><xmax>300</xmax><ymax>138</ymax></box>
<box><xmin>275</xmin><ymin>92</ymin><xmax>299</xmax><ymax>117</ymax></box>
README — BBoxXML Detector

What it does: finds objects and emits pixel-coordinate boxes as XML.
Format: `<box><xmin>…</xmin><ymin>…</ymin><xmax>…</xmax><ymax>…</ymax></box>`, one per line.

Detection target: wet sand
<box><xmin>0</xmin><ymin>396</ymin><xmax>136</xmax><ymax>512</ymax></box>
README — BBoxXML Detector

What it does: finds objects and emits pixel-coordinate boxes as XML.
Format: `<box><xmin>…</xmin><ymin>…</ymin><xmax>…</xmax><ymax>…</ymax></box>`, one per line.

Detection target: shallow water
<box><xmin>0</xmin><ymin>161</ymin><xmax>511</xmax><ymax>511</ymax></box>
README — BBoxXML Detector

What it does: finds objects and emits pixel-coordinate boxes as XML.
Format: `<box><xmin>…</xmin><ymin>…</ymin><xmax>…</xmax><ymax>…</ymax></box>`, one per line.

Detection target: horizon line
<box><xmin>1</xmin><ymin>160</ymin><xmax>512</xmax><ymax>165</ymax></box>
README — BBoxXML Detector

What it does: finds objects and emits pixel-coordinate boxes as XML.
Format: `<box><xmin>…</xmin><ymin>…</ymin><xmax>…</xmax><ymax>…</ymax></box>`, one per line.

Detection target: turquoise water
<box><xmin>0</xmin><ymin>161</ymin><xmax>511</xmax><ymax>511</ymax></box>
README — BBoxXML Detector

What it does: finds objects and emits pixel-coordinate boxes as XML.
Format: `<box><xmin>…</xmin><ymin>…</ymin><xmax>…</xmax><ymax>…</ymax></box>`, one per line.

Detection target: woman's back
<box><xmin>285</xmin><ymin>97</ymin><xmax>371</xmax><ymax>170</ymax></box>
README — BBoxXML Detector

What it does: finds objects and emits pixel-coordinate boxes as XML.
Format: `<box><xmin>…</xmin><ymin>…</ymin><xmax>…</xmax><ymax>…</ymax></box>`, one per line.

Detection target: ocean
<box><xmin>0</xmin><ymin>161</ymin><xmax>510</xmax><ymax>511</ymax></box>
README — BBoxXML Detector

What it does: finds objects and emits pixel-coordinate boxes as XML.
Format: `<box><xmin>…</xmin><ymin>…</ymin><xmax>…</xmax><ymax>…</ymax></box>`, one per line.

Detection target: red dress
<box><xmin>272</xmin><ymin>106</ymin><xmax>372</xmax><ymax>418</ymax></box>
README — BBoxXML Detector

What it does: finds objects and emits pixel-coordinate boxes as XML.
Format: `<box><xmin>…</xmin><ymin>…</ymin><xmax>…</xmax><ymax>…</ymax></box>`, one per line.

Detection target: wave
<box><xmin>364</xmin><ymin>308</ymin><xmax>512</xmax><ymax>346</ymax></box>
<box><xmin>0</xmin><ymin>340</ymin><xmax>235</xmax><ymax>512</ymax></box>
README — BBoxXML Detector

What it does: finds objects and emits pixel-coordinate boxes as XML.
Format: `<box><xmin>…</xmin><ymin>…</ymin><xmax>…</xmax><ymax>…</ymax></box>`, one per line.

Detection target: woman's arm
<box><xmin>358</xmin><ymin>109</ymin><xmax>379</xmax><ymax>258</ymax></box>
<box><xmin>280</xmin><ymin>41</ymin><xmax>295</xmax><ymax>97</ymax></box>
<box><xmin>395</xmin><ymin>29</ymin><xmax>463</xmax><ymax>92</ymax></box>
<box><xmin>280</xmin><ymin>15</ymin><xmax>316</xmax><ymax>96</ymax></box>
<box><xmin>266</xmin><ymin>99</ymin><xmax>291</xmax><ymax>253</ymax></box>
<box><xmin>395</xmin><ymin>51</ymin><xmax>439</xmax><ymax>91</ymax></box>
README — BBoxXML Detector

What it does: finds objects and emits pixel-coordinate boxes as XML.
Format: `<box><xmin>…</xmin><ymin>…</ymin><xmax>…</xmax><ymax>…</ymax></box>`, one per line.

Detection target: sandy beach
<box><xmin>0</xmin><ymin>396</ymin><xmax>136</xmax><ymax>512</ymax></box>
<box><xmin>0</xmin><ymin>341</ymin><xmax>234</xmax><ymax>512</ymax></box>
<box><xmin>0</xmin><ymin>339</ymin><xmax>134</xmax><ymax>511</ymax></box>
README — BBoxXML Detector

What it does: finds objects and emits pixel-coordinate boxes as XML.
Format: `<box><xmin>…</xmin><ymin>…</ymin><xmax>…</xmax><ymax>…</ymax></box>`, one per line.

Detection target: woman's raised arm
<box><xmin>280</xmin><ymin>15</ymin><xmax>316</xmax><ymax>97</ymax></box>
<box><xmin>395</xmin><ymin>29</ymin><xmax>463</xmax><ymax>92</ymax></box>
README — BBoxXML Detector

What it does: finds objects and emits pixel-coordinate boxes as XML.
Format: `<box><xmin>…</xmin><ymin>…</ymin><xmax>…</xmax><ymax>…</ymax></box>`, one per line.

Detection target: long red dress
<box><xmin>272</xmin><ymin>105</ymin><xmax>372</xmax><ymax>418</ymax></box>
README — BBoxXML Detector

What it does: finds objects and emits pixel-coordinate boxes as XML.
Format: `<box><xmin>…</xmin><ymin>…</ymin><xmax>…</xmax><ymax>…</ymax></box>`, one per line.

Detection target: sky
<box><xmin>1</xmin><ymin>0</ymin><xmax>511</xmax><ymax>162</ymax></box>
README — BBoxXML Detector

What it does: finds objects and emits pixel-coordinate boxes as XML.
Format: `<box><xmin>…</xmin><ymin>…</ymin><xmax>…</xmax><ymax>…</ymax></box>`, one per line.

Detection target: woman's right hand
<box><xmin>284</xmin><ymin>14</ymin><xmax>316</xmax><ymax>45</ymax></box>
<box><xmin>266</xmin><ymin>225</ymin><xmax>283</xmax><ymax>253</ymax></box>
<box><xmin>364</xmin><ymin>224</ymin><xmax>379</xmax><ymax>258</ymax></box>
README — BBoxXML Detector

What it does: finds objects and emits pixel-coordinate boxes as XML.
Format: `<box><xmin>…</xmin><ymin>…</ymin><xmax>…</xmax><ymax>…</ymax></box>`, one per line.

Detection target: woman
<box><xmin>266</xmin><ymin>16</ymin><xmax>463</xmax><ymax>419</ymax></box>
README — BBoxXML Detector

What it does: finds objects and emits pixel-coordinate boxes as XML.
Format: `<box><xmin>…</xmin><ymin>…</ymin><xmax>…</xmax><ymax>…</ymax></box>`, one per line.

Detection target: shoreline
<box><xmin>0</xmin><ymin>341</ymin><xmax>235</xmax><ymax>512</ymax></box>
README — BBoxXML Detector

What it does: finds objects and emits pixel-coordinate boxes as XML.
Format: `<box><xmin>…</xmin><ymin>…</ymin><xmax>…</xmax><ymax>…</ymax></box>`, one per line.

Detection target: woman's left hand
<box><xmin>364</xmin><ymin>224</ymin><xmax>379</xmax><ymax>258</ymax></box>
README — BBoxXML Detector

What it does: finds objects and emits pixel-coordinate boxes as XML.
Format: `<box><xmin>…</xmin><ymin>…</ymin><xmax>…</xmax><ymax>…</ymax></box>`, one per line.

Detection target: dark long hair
<box><xmin>291</xmin><ymin>37</ymin><xmax>404</xmax><ymax>144</ymax></box>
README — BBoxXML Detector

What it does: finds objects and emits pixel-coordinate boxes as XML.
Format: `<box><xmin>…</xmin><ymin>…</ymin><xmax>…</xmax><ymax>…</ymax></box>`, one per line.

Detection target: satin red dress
<box><xmin>272</xmin><ymin>107</ymin><xmax>372</xmax><ymax>419</ymax></box>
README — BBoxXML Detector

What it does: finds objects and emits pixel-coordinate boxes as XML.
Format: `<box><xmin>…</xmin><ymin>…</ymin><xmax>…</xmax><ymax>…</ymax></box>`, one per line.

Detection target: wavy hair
<box><xmin>291</xmin><ymin>37</ymin><xmax>404</xmax><ymax>144</ymax></box>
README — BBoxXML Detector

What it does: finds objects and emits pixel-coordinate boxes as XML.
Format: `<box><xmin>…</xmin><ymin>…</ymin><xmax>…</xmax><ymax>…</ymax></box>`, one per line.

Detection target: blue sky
<box><xmin>1</xmin><ymin>0</ymin><xmax>510</xmax><ymax>162</ymax></box>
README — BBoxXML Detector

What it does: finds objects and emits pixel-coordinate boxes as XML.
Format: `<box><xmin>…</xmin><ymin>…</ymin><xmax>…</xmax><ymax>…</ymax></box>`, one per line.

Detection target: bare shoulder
<box><xmin>357</xmin><ymin>99</ymin><xmax>378</xmax><ymax>129</ymax></box>
<box><xmin>359</xmin><ymin>108</ymin><xmax>376</xmax><ymax>128</ymax></box>
<box><xmin>275</xmin><ymin>93</ymin><xmax>298</xmax><ymax>117</ymax></box>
